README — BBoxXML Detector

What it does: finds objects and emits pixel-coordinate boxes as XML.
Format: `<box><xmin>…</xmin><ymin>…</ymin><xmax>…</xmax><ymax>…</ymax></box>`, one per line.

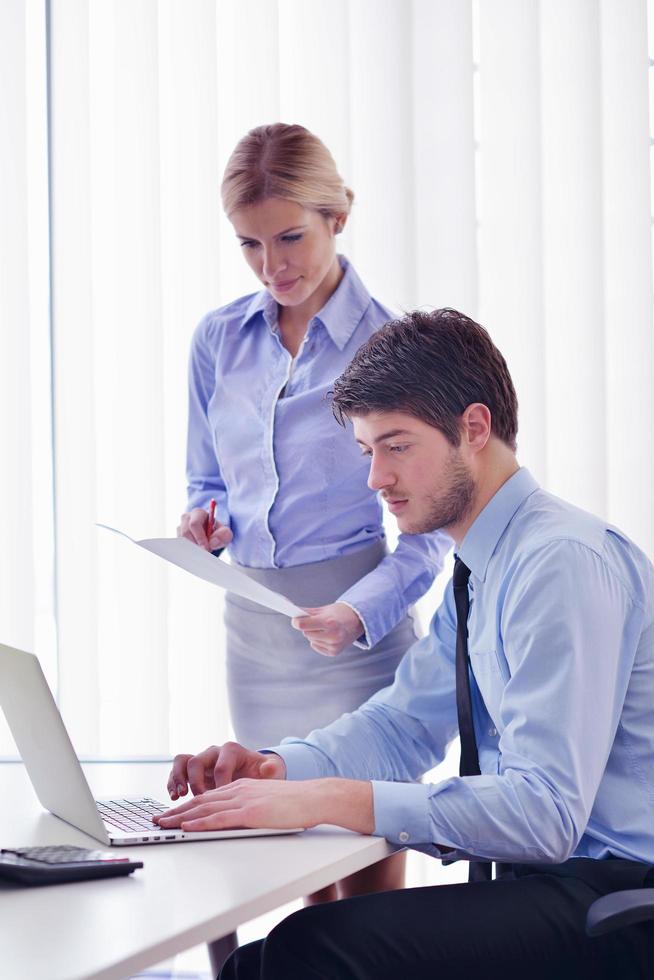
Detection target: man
<box><xmin>156</xmin><ymin>309</ymin><xmax>654</xmax><ymax>978</ymax></box>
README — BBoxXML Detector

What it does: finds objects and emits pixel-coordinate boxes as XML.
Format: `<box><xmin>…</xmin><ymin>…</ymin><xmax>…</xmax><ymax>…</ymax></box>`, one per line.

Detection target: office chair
<box><xmin>586</xmin><ymin>888</ymin><xmax>654</xmax><ymax>937</ymax></box>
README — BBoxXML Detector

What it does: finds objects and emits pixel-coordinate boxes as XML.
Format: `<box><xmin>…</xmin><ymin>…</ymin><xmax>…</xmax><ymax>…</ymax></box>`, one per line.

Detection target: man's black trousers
<box><xmin>219</xmin><ymin>858</ymin><xmax>654</xmax><ymax>979</ymax></box>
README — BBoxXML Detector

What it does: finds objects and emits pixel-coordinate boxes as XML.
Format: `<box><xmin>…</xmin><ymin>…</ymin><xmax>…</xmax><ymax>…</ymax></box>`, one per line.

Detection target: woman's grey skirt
<box><xmin>224</xmin><ymin>540</ymin><xmax>419</xmax><ymax>747</ymax></box>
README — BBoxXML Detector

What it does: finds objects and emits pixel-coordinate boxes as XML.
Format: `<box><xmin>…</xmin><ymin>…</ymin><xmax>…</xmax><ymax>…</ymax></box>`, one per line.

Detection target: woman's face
<box><xmin>230</xmin><ymin>198</ymin><xmax>345</xmax><ymax>310</ymax></box>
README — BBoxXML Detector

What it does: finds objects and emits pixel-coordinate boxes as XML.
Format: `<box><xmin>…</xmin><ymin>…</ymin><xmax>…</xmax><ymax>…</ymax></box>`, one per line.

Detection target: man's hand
<box><xmin>154</xmin><ymin>777</ymin><xmax>375</xmax><ymax>835</ymax></box>
<box><xmin>166</xmin><ymin>742</ymin><xmax>286</xmax><ymax>801</ymax></box>
<box><xmin>292</xmin><ymin>602</ymin><xmax>365</xmax><ymax>656</ymax></box>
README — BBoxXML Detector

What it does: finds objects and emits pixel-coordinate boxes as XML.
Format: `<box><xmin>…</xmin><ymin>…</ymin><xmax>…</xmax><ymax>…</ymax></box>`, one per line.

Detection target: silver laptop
<box><xmin>0</xmin><ymin>643</ymin><xmax>301</xmax><ymax>846</ymax></box>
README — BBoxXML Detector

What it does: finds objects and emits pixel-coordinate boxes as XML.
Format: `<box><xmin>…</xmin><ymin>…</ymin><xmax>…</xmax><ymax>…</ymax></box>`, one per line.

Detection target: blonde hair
<box><xmin>221</xmin><ymin>123</ymin><xmax>354</xmax><ymax>219</ymax></box>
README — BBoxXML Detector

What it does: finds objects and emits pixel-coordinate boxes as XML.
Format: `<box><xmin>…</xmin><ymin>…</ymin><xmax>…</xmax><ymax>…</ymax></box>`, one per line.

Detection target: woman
<box><xmin>178</xmin><ymin>123</ymin><xmax>450</xmax><ymax>900</ymax></box>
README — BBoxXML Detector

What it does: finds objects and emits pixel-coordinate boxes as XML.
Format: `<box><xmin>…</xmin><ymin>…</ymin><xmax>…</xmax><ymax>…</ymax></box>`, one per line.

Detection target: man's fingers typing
<box><xmin>187</xmin><ymin>747</ymin><xmax>222</xmax><ymax>794</ymax></box>
<box><xmin>180</xmin><ymin>811</ymin><xmax>244</xmax><ymax>832</ymax></box>
<box><xmin>168</xmin><ymin>754</ymin><xmax>193</xmax><ymax>799</ymax></box>
<box><xmin>259</xmin><ymin>757</ymin><xmax>282</xmax><ymax>778</ymax></box>
<box><xmin>164</xmin><ymin>743</ymin><xmax>275</xmax><ymax>807</ymax></box>
<box><xmin>212</xmin><ymin>742</ymin><xmax>245</xmax><ymax>786</ymax></box>
<box><xmin>155</xmin><ymin>796</ymin><xmax>209</xmax><ymax>823</ymax></box>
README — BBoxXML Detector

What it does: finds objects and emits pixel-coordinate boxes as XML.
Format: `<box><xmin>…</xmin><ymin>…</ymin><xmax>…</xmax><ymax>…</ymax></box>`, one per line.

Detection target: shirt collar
<box><xmin>239</xmin><ymin>255</ymin><xmax>373</xmax><ymax>350</ymax></box>
<box><xmin>240</xmin><ymin>285</ymin><xmax>277</xmax><ymax>331</ymax></box>
<box><xmin>457</xmin><ymin>467</ymin><xmax>540</xmax><ymax>582</ymax></box>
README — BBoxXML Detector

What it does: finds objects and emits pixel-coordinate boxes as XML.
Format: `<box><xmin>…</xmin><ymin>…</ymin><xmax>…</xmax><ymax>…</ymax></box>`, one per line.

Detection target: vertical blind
<box><xmin>0</xmin><ymin>0</ymin><xmax>55</xmax><ymax>752</ymax></box>
<box><xmin>2</xmin><ymin>0</ymin><xmax>653</xmax><ymax>766</ymax></box>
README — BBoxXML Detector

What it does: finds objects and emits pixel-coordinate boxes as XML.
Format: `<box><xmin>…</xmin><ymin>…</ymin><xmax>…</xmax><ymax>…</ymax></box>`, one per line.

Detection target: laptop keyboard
<box><xmin>96</xmin><ymin>798</ymin><xmax>170</xmax><ymax>833</ymax></box>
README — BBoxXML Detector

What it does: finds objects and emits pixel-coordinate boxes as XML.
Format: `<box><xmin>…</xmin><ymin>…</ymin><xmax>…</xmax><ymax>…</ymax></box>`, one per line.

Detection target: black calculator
<box><xmin>0</xmin><ymin>845</ymin><xmax>143</xmax><ymax>885</ymax></box>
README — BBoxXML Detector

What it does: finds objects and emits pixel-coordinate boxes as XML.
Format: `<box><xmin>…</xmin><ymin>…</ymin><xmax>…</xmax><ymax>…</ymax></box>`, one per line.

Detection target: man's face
<box><xmin>354</xmin><ymin>410</ymin><xmax>475</xmax><ymax>535</ymax></box>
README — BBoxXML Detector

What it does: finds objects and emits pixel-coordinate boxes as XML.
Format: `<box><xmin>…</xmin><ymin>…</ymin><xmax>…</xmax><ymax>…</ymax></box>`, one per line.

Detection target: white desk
<box><xmin>0</xmin><ymin>761</ymin><xmax>393</xmax><ymax>980</ymax></box>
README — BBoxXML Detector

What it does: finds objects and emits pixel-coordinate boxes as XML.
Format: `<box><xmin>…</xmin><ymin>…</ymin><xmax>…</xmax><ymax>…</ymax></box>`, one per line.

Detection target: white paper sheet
<box><xmin>97</xmin><ymin>524</ymin><xmax>305</xmax><ymax>618</ymax></box>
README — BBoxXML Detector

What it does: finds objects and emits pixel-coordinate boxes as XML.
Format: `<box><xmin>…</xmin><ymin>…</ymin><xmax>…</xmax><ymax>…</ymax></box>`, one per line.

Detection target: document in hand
<box><xmin>96</xmin><ymin>525</ymin><xmax>305</xmax><ymax>618</ymax></box>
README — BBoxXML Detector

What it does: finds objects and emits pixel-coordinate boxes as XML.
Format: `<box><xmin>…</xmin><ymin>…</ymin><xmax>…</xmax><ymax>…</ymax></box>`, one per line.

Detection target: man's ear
<box><xmin>461</xmin><ymin>403</ymin><xmax>492</xmax><ymax>454</ymax></box>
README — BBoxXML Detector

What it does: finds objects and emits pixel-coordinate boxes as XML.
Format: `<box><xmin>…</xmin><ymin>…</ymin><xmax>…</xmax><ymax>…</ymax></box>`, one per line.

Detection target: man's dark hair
<box><xmin>332</xmin><ymin>308</ymin><xmax>518</xmax><ymax>450</ymax></box>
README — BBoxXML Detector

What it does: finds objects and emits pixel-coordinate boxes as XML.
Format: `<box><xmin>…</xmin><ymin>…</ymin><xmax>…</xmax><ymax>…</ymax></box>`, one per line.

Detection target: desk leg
<box><xmin>207</xmin><ymin>931</ymin><xmax>238</xmax><ymax>977</ymax></box>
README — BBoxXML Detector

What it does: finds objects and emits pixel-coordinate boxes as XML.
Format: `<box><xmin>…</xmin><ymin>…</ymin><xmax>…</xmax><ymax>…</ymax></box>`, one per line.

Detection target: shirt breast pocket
<box><xmin>469</xmin><ymin>649</ymin><xmax>502</xmax><ymax>716</ymax></box>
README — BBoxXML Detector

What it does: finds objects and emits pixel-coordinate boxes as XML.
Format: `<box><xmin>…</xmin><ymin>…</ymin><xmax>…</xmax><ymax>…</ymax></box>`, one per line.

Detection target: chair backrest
<box><xmin>586</xmin><ymin>888</ymin><xmax>654</xmax><ymax>937</ymax></box>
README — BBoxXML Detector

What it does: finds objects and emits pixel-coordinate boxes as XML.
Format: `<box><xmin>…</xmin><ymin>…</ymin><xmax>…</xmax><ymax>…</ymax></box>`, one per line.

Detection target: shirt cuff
<box><xmin>371</xmin><ymin>780</ymin><xmax>432</xmax><ymax>846</ymax></box>
<box><xmin>337</xmin><ymin>584</ymin><xmax>405</xmax><ymax>650</ymax></box>
<box><xmin>337</xmin><ymin>600</ymin><xmax>373</xmax><ymax>649</ymax></box>
<box><xmin>263</xmin><ymin>742</ymin><xmax>329</xmax><ymax>781</ymax></box>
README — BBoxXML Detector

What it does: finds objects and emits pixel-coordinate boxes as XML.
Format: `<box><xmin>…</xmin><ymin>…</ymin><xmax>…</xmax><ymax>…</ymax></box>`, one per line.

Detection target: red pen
<box><xmin>207</xmin><ymin>498</ymin><xmax>217</xmax><ymax>541</ymax></box>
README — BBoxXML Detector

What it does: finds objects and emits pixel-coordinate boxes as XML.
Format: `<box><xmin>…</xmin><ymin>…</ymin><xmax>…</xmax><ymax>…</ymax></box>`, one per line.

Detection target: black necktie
<box><xmin>453</xmin><ymin>557</ymin><xmax>492</xmax><ymax>882</ymax></box>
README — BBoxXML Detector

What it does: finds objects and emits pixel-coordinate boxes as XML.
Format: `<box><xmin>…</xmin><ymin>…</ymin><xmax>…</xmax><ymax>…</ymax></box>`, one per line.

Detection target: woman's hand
<box><xmin>165</xmin><ymin>742</ymin><xmax>286</xmax><ymax>801</ymax></box>
<box><xmin>177</xmin><ymin>506</ymin><xmax>233</xmax><ymax>551</ymax></box>
<box><xmin>292</xmin><ymin>602</ymin><xmax>365</xmax><ymax>656</ymax></box>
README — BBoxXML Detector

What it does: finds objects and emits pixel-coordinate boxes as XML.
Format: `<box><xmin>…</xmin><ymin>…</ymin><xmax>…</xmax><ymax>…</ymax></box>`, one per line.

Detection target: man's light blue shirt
<box><xmin>274</xmin><ymin>469</ymin><xmax>654</xmax><ymax>865</ymax></box>
<box><xmin>186</xmin><ymin>257</ymin><xmax>450</xmax><ymax>647</ymax></box>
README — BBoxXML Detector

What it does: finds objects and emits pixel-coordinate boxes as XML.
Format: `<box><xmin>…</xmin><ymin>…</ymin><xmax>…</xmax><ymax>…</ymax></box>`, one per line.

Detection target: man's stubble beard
<box><xmin>404</xmin><ymin>448</ymin><xmax>476</xmax><ymax>535</ymax></box>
